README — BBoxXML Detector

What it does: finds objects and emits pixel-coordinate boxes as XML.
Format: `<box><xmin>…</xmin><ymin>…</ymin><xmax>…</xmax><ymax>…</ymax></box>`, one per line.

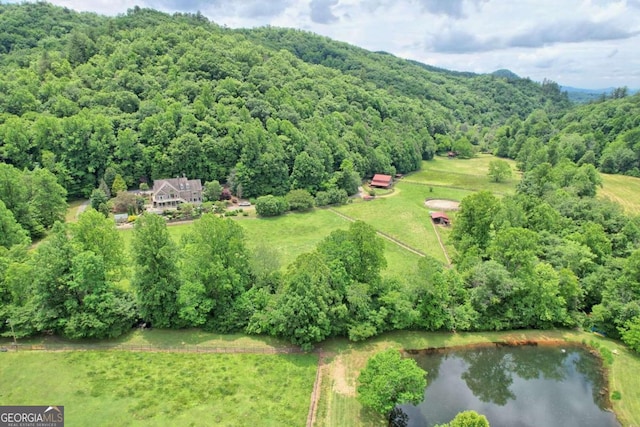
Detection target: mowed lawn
<box><xmin>118</xmin><ymin>209</ymin><xmax>423</xmax><ymax>283</ymax></box>
<box><xmin>406</xmin><ymin>155</ymin><xmax>520</xmax><ymax>195</ymax></box>
<box><xmin>599</xmin><ymin>173</ymin><xmax>640</xmax><ymax>215</ymax></box>
<box><xmin>335</xmin><ymin>182</ymin><xmax>466</xmax><ymax>264</ymax></box>
<box><xmin>0</xmin><ymin>350</ymin><xmax>317</xmax><ymax>427</ymax></box>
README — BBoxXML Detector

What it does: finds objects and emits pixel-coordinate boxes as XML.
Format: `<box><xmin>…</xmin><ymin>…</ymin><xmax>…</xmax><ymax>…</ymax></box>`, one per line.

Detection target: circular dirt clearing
<box><xmin>425</xmin><ymin>199</ymin><xmax>460</xmax><ymax>210</ymax></box>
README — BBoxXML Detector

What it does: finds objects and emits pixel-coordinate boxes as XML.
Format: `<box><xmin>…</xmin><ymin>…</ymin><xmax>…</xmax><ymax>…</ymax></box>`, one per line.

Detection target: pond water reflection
<box><xmin>398</xmin><ymin>344</ymin><xmax>620</xmax><ymax>427</ymax></box>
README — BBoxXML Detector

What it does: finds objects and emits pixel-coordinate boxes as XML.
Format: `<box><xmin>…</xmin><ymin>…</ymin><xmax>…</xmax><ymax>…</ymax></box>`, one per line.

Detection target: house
<box><xmin>370</xmin><ymin>174</ymin><xmax>393</xmax><ymax>188</ymax></box>
<box><xmin>430</xmin><ymin>211</ymin><xmax>450</xmax><ymax>226</ymax></box>
<box><xmin>152</xmin><ymin>177</ymin><xmax>203</xmax><ymax>209</ymax></box>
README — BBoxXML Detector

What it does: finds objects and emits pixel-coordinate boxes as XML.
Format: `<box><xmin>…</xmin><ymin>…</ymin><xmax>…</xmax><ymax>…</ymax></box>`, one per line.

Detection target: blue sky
<box><xmin>15</xmin><ymin>0</ymin><xmax>640</xmax><ymax>89</ymax></box>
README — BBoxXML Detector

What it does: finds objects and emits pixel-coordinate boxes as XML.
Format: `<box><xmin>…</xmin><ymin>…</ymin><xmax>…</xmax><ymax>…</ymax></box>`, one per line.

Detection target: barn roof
<box><xmin>430</xmin><ymin>211</ymin><xmax>450</xmax><ymax>220</ymax></box>
<box><xmin>371</xmin><ymin>174</ymin><xmax>393</xmax><ymax>187</ymax></box>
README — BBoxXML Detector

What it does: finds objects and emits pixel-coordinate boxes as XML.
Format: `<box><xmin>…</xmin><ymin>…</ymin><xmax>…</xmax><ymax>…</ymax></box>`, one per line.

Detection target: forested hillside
<box><xmin>492</xmin><ymin>91</ymin><xmax>640</xmax><ymax>175</ymax></box>
<box><xmin>0</xmin><ymin>2</ymin><xmax>568</xmax><ymax>203</ymax></box>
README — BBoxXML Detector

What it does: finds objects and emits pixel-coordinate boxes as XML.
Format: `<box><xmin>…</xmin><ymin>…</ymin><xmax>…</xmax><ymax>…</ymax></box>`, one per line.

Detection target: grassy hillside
<box><xmin>599</xmin><ymin>173</ymin><xmax>640</xmax><ymax>215</ymax></box>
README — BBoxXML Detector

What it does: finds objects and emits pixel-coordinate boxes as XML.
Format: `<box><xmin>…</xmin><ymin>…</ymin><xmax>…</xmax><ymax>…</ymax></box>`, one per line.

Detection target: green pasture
<box><xmin>599</xmin><ymin>173</ymin><xmax>640</xmax><ymax>215</ymax></box>
<box><xmin>236</xmin><ymin>210</ymin><xmax>349</xmax><ymax>266</ymax></box>
<box><xmin>405</xmin><ymin>155</ymin><xmax>520</xmax><ymax>195</ymax></box>
<box><xmin>0</xmin><ymin>350</ymin><xmax>316</xmax><ymax>427</ymax></box>
<box><xmin>118</xmin><ymin>209</ymin><xmax>422</xmax><ymax>282</ymax></box>
<box><xmin>316</xmin><ymin>329</ymin><xmax>640</xmax><ymax>427</ymax></box>
<box><xmin>2</xmin><ymin>328</ymin><xmax>293</xmax><ymax>350</ymax></box>
<box><xmin>335</xmin><ymin>182</ymin><xmax>463</xmax><ymax>264</ymax></box>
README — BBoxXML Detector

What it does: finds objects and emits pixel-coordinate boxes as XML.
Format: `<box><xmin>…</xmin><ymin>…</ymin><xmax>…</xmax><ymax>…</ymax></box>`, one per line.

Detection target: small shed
<box><xmin>370</xmin><ymin>174</ymin><xmax>393</xmax><ymax>188</ymax></box>
<box><xmin>430</xmin><ymin>211</ymin><xmax>450</xmax><ymax>226</ymax></box>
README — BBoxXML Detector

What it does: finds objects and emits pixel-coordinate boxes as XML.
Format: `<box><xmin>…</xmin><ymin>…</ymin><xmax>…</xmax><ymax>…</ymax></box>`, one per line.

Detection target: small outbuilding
<box><xmin>370</xmin><ymin>174</ymin><xmax>393</xmax><ymax>188</ymax></box>
<box><xmin>430</xmin><ymin>211</ymin><xmax>450</xmax><ymax>226</ymax></box>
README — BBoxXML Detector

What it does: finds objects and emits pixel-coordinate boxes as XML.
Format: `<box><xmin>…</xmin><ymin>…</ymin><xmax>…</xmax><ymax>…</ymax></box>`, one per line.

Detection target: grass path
<box><xmin>428</xmin><ymin>215</ymin><xmax>452</xmax><ymax>266</ymax></box>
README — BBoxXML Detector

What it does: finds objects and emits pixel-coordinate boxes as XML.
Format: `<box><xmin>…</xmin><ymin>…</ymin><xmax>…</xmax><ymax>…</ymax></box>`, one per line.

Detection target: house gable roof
<box><xmin>153</xmin><ymin>177</ymin><xmax>202</xmax><ymax>194</ymax></box>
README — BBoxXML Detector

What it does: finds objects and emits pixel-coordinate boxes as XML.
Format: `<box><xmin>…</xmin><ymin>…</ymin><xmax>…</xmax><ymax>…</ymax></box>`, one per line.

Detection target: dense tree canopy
<box><xmin>357</xmin><ymin>349</ymin><xmax>427</xmax><ymax>418</ymax></box>
<box><xmin>0</xmin><ymin>2</ymin><xmax>570</xmax><ymax>207</ymax></box>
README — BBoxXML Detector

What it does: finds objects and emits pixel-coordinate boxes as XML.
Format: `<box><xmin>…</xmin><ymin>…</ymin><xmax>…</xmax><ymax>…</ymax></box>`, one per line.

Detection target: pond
<box><xmin>398</xmin><ymin>344</ymin><xmax>620</xmax><ymax>427</ymax></box>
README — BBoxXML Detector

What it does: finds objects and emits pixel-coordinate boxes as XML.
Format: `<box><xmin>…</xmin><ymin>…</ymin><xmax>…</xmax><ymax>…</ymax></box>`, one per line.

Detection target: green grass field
<box><xmin>118</xmin><ymin>209</ymin><xmax>423</xmax><ymax>283</ymax></box>
<box><xmin>0</xmin><ymin>350</ymin><xmax>317</xmax><ymax>427</ymax></box>
<box><xmin>405</xmin><ymin>155</ymin><xmax>520</xmax><ymax>195</ymax></box>
<box><xmin>335</xmin><ymin>182</ymin><xmax>467</xmax><ymax>263</ymax></box>
<box><xmin>599</xmin><ymin>173</ymin><xmax>640</xmax><ymax>215</ymax></box>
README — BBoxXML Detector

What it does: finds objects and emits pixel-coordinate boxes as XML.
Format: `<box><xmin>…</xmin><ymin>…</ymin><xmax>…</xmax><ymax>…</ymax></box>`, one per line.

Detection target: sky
<box><xmin>19</xmin><ymin>0</ymin><xmax>640</xmax><ymax>89</ymax></box>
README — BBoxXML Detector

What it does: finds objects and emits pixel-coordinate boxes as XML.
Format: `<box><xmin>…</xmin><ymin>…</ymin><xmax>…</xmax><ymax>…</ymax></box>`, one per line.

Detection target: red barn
<box><xmin>370</xmin><ymin>174</ymin><xmax>393</xmax><ymax>188</ymax></box>
<box><xmin>430</xmin><ymin>211</ymin><xmax>450</xmax><ymax>226</ymax></box>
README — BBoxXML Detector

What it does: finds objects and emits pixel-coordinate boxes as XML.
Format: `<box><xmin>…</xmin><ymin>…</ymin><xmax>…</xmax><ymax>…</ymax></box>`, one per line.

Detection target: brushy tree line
<box><xmin>2</xmin><ymin>154</ymin><xmax>640</xmax><ymax>353</ymax></box>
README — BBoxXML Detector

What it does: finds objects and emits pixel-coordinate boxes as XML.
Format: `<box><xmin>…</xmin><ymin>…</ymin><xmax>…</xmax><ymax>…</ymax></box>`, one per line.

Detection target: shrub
<box><xmin>255</xmin><ymin>195</ymin><xmax>289</xmax><ymax>217</ymax></box>
<box><xmin>599</xmin><ymin>347</ymin><xmax>614</xmax><ymax>365</ymax></box>
<box><xmin>327</xmin><ymin>188</ymin><xmax>348</xmax><ymax>205</ymax></box>
<box><xmin>315</xmin><ymin>191</ymin><xmax>330</xmax><ymax>207</ymax></box>
<box><xmin>316</xmin><ymin>188</ymin><xmax>348</xmax><ymax>207</ymax></box>
<box><xmin>286</xmin><ymin>189</ymin><xmax>315</xmax><ymax>211</ymax></box>
<box><xmin>220</xmin><ymin>188</ymin><xmax>232</xmax><ymax>200</ymax></box>
<box><xmin>213</xmin><ymin>201</ymin><xmax>226</xmax><ymax>214</ymax></box>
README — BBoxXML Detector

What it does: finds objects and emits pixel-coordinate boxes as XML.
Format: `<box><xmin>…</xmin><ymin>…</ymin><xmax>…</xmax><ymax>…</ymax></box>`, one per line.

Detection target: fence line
<box><xmin>306</xmin><ymin>353</ymin><xmax>323</xmax><ymax>427</ymax></box>
<box><xmin>328</xmin><ymin>209</ymin><xmax>425</xmax><ymax>257</ymax></box>
<box><xmin>3</xmin><ymin>343</ymin><xmax>305</xmax><ymax>354</ymax></box>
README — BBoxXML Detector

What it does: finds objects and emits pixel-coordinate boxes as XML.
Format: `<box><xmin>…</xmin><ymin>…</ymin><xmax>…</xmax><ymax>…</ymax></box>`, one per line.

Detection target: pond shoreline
<box><xmin>402</xmin><ymin>338</ymin><xmax>618</xmax><ymax>425</ymax></box>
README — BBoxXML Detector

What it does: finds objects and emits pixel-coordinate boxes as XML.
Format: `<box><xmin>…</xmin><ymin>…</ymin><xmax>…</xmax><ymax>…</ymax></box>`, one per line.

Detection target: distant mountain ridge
<box><xmin>491</xmin><ymin>69</ymin><xmax>520</xmax><ymax>79</ymax></box>
<box><xmin>561</xmin><ymin>85</ymin><xmax>639</xmax><ymax>103</ymax></box>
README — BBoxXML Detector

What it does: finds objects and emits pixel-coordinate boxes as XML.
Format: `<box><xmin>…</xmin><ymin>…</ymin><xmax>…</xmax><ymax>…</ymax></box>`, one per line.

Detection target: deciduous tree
<box><xmin>178</xmin><ymin>214</ymin><xmax>252</xmax><ymax>331</ymax></box>
<box><xmin>487</xmin><ymin>159</ymin><xmax>513</xmax><ymax>183</ymax></box>
<box><xmin>131</xmin><ymin>214</ymin><xmax>181</xmax><ymax>328</ymax></box>
<box><xmin>357</xmin><ymin>348</ymin><xmax>426</xmax><ymax>418</ymax></box>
